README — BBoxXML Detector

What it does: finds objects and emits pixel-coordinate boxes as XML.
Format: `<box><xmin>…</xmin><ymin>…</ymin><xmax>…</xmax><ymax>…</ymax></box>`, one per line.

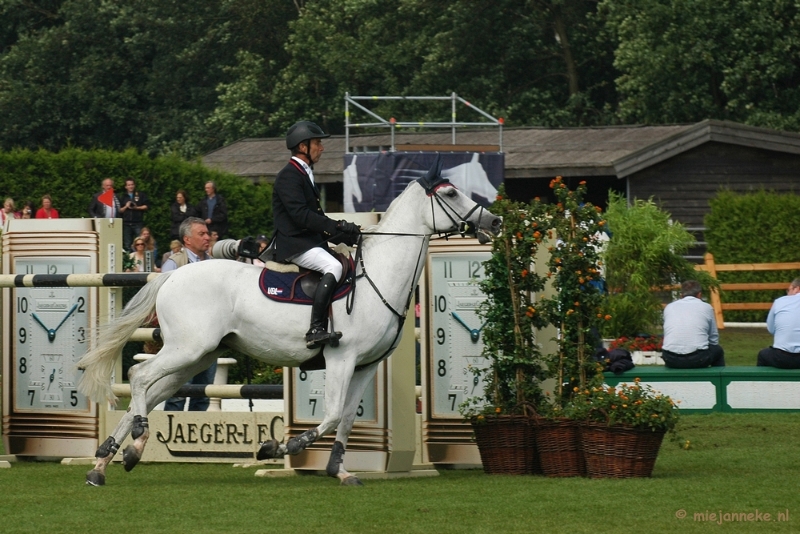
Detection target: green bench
<box><xmin>603</xmin><ymin>366</ymin><xmax>800</xmax><ymax>413</ymax></box>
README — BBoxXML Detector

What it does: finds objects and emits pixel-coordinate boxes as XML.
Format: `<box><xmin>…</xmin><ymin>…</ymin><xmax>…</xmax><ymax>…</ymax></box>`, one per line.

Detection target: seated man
<box><xmin>757</xmin><ymin>278</ymin><xmax>800</xmax><ymax>368</ymax></box>
<box><xmin>661</xmin><ymin>279</ymin><xmax>725</xmax><ymax>368</ymax></box>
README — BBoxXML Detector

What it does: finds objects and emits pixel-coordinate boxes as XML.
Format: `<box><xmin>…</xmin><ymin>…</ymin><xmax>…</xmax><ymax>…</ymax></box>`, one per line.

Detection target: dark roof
<box><xmin>202</xmin><ymin>120</ymin><xmax>800</xmax><ymax>182</ymax></box>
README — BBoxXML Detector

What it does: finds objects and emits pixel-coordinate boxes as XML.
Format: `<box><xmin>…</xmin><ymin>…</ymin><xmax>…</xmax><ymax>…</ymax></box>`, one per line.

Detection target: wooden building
<box><xmin>202</xmin><ymin>119</ymin><xmax>800</xmax><ymax>228</ymax></box>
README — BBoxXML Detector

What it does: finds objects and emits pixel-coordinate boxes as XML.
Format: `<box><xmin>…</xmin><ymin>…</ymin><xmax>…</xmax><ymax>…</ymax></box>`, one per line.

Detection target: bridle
<box><xmin>346</xmin><ymin>176</ymin><xmax>490</xmax><ymax>370</ymax></box>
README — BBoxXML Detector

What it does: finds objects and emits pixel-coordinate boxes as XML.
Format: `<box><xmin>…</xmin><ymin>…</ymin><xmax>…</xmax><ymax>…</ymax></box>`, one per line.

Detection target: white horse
<box><xmin>343</xmin><ymin>154</ymin><xmax>362</xmax><ymax>212</ymax></box>
<box><xmin>77</xmin><ymin>164</ymin><xmax>501</xmax><ymax>486</ymax></box>
<box><xmin>442</xmin><ymin>153</ymin><xmax>498</xmax><ymax>202</ymax></box>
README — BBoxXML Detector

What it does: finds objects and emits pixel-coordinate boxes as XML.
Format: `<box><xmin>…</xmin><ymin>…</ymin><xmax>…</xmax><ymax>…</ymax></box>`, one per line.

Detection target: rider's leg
<box><xmin>293</xmin><ymin>247</ymin><xmax>343</xmax><ymax>349</ymax></box>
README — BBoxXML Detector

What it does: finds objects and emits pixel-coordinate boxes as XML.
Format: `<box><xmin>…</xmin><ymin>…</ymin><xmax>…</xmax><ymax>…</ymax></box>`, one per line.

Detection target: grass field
<box><xmin>1</xmin><ymin>327</ymin><xmax>794</xmax><ymax>533</ymax></box>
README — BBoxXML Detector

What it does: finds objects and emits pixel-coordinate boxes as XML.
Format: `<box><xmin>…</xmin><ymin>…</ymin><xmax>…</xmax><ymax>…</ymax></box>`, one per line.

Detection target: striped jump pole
<box><xmin>0</xmin><ymin>272</ymin><xmax>160</xmax><ymax>288</ymax></box>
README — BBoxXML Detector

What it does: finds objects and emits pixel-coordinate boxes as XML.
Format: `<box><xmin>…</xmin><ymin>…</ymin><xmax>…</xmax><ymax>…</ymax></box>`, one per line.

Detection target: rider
<box><xmin>271</xmin><ymin>120</ymin><xmax>361</xmax><ymax>349</ymax></box>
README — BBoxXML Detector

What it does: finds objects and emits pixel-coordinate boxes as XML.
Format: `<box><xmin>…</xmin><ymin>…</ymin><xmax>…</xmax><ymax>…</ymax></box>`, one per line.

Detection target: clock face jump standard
<box><xmin>13</xmin><ymin>257</ymin><xmax>92</xmax><ymax>412</ymax></box>
<box><xmin>428</xmin><ymin>252</ymin><xmax>491</xmax><ymax>418</ymax></box>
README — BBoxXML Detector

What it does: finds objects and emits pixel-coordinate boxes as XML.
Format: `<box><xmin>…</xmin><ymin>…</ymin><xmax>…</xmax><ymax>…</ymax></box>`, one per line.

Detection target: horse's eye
<box><xmin>446</xmin><ymin>189</ymin><xmax>457</xmax><ymax>198</ymax></box>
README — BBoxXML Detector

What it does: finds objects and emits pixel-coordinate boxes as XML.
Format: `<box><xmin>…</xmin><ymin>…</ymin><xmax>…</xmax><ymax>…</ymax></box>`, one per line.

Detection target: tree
<box><xmin>601</xmin><ymin>0</ymin><xmax>800</xmax><ymax>129</ymax></box>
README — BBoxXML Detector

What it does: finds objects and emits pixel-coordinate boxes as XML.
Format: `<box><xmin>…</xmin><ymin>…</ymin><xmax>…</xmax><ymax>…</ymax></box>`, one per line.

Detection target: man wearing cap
<box><xmin>271</xmin><ymin>120</ymin><xmax>361</xmax><ymax>349</ymax></box>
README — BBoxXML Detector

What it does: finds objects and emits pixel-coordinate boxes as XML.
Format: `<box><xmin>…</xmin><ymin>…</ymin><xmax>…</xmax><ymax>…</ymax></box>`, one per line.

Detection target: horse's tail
<box><xmin>77</xmin><ymin>272</ymin><xmax>174</xmax><ymax>404</ymax></box>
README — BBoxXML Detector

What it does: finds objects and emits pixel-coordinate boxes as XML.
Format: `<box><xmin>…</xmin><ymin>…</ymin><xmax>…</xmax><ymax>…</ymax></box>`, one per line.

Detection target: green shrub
<box><xmin>705</xmin><ymin>189</ymin><xmax>800</xmax><ymax>322</ymax></box>
<box><xmin>0</xmin><ymin>147</ymin><xmax>273</xmax><ymax>245</ymax></box>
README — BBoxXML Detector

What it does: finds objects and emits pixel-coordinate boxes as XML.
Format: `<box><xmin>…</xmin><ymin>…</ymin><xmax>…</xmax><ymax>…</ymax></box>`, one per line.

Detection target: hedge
<box><xmin>705</xmin><ymin>189</ymin><xmax>800</xmax><ymax>322</ymax></box>
<box><xmin>0</xmin><ymin>147</ymin><xmax>273</xmax><ymax>247</ymax></box>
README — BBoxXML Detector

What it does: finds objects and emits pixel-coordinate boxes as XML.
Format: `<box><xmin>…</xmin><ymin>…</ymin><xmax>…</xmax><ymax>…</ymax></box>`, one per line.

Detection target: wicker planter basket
<box><xmin>471</xmin><ymin>415</ymin><xmax>541</xmax><ymax>475</ymax></box>
<box><xmin>580</xmin><ymin>422</ymin><xmax>665</xmax><ymax>478</ymax></box>
<box><xmin>533</xmin><ymin>418</ymin><xmax>585</xmax><ymax>477</ymax></box>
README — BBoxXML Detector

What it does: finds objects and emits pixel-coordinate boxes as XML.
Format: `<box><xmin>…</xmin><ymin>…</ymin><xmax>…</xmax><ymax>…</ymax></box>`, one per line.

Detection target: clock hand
<box><xmin>451</xmin><ymin>311</ymin><xmax>481</xmax><ymax>343</ymax></box>
<box><xmin>48</xmin><ymin>369</ymin><xmax>55</xmax><ymax>390</ymax></box>
<box><xmin>52</xmin><ymin>303</ymin><xmax>79</xmax><ymax>335</ymax></box>
<box><xmin>471</xmin><ymin>375</ymin><xmax>479</xmax><ymax>394</ymax></box>
<box><xmin>31</xmin><ymin>313</ymin><xmax>58</xmax><ymax>342</ymax></box>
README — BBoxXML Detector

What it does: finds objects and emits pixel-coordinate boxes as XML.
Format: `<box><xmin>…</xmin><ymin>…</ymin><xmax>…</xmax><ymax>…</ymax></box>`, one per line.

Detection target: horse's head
<box><xmin>416</xmin><ymin>157</ymin><xmax>501</xmax><ymax>244</ymax></box>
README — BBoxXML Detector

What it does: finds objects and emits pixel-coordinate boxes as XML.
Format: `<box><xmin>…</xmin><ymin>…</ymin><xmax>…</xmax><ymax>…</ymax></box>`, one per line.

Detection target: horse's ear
<box><xmin>419</xmin><ymin>155</ymin><xmax>447</xmax><ymax>194</ymax></box>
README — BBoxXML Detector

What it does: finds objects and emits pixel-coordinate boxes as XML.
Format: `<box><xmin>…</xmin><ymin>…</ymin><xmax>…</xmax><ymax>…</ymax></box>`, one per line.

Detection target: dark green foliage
<box><xmin>0</xmin><ymin>147</ymin><xmax>273</xmax><ymax>247</ymax></box>
<box><xmin>705</xmin><ymin>189</ymin><xmax>800</xmax><ymax>321</ymax></box>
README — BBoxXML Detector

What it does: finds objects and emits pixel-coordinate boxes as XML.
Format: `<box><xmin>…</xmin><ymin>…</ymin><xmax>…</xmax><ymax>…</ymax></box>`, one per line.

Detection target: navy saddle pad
<box><xmin>258</xmin><ymin>260</ymin><xmax>354</xmax><ymax>304</ymax></box>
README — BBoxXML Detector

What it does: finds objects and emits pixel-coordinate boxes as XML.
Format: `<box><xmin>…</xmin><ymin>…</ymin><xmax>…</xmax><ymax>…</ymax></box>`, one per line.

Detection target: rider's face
<box><xmin>307</xmin><ymin>138</ymin><xmax>324</xmax><ymax>164</ymax></box>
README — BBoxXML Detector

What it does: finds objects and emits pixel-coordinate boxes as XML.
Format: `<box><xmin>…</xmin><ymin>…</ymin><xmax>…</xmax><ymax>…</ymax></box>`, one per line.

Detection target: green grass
<box><xmin>0</xmin><ymin>328</ymin><xmax>793</xmax><ymax>533</ymax></box>
<box><xmin>719</xmin><ymin>327</ymin><xmax>773</xmax><ymax>366</ymax></box>
<box><xmin>1</xmin><ymin>413</ymin><xmax>799</xmax><ymax>533</ymax></box>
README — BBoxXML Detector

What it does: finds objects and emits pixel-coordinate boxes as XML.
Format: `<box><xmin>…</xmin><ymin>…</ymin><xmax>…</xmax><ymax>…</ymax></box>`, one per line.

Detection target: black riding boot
<box><xmin>305</xmin><ymin>273</ymin><xmax>340</xmax><ymax>349</ymax></box>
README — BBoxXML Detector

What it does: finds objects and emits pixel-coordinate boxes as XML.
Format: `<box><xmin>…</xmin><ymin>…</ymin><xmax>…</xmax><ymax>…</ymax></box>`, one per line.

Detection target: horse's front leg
<box><xmin>325</xmin><ymin>363</ymin><xmax>378</xmax><ymax>486</ymax></box>
<box><xmin>257</xmin><ymin>358</ymin><xmax>355</xmax><ymax>462</ymax></box>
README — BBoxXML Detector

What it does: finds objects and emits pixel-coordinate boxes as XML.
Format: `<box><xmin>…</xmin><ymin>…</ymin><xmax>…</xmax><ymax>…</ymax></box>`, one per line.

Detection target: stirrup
<box><xmin>305</xmin><ymin>329</ymin><xmax>343</xmax><ymax>349</ymax></box>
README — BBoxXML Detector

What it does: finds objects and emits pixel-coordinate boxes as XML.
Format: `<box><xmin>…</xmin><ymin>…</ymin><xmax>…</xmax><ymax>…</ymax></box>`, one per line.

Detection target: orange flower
<box><xmin>495</xmin><ymin>407</ymin><xmax>502</xmax><ymax>414</ymax></box>
<box><xmin>604</xmin><ymin>314</ymin><xmax>612</xmax><ymax>320</ymax></box>
<box><xmin>521</xmin><ymin>269</ymin><xmax>528</xmax><ymax>278</ymax></box>
<box><xmin>516</xmin><ymin>231</ymin><xmax>522</xmax><ymax>239</ymax></box>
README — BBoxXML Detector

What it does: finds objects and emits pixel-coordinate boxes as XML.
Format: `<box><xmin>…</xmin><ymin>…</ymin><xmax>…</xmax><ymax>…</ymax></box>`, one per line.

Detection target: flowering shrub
<box><xmin>609</xmin><ymin>336</ymin><xmax>663</xmax><ymax>352</ymax></box>
<box><xmin>540</xmin><ymin>177</ymin><xmax>607</xmax><ymax>402</ymax></box>
<box><xmin>463</xmin><ymin>185</ymin><xmax>549</xmax><ymax>417</ymax></box>
<box><xmin>569</xmin><ymin>379</ymin><xmax>679</xmax><ymax>433</ymax></box>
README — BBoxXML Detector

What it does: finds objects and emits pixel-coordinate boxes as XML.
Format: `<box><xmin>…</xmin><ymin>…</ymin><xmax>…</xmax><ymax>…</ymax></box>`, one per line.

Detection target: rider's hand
<box><xmin>337</xmin><ymin>220</ymin><xmax>361</xmax><ymax>235</ymax></box>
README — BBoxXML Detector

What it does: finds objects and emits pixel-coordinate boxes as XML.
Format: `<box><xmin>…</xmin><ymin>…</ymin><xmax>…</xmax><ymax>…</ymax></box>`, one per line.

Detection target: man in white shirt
<box><xmin>757</xmin><ymin>278</ymin><xmax>800</xmax><ymax>368</ymax></box>
<box><xmin>161</xmin><ymin>217</ymin><xmax>215</xmax><ymax>410</ymax></box>
<box><xmin>661</xmin><ymin>279</ymin><xmax>725</xmax><ymax>368</ymax></box>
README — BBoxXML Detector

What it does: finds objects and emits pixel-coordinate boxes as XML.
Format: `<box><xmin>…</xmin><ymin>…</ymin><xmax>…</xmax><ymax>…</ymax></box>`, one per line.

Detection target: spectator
<box><xmin>126</xmin><ymin>238</ymin><xmax>148</xmax><ymax>272</ymax></box>
<box><xmin>170</xmin><ymin>189</ymin><xmax>196</xmax><ymax>241</ymax></box>
<box><xmin>162</xmin><ymin>239</ymin><xmax>182</xmax><ymax>266</ymax></box>
<box><xmin>88</xmin><ymin>178</ymin><xmax>121</xmax><ymax>218</ymax></box>
<box><xmin>162</xmin><ymin>217</ymin><xmax>215</xmax><ymax>411</ymax></box>
<box><xmin>253</xmin><ymin>234</ymin><xmax>269</xmax><ymax>267</ymax></box>
<box><xmin>135</xmin><ymin>227</ymin><xmax>160</xmax><ymax>271</ymax></box>
<box><xmin>35</xmin><ymin>194</ymin><xmax>59</xmax><ymax>219</ymax></box>
<box><xmin>196</xmin><ymin>181</ymin><xmax>228</xmax><ymax>238</ymax></box>
<box><xmin>757</xmin><ymin>278</ymin><xmax>800</xmax><ymax>368</ymax></box>
<box><xmin>661</xmin><ymin>279</ymin><xmax>725</xmax><ymax>368</ymax></box>
<box><xmin>118</xmin><ymin>178</ymin><xmax>149</xmax><ymax>251</ymax></box>
<box><xmin>208</xmin><ymin>230</ymin><xmax>219</xmax><ymax>255</ymax></box>
<box><xmin>20</xmin><ymin>200</ymin><xmax>34</xmax><ymax>219</ymax></box>
<box><xmin>1</xmin><ymin>197</ymin><xmax>16</xmax><ymax>227</ymax></box>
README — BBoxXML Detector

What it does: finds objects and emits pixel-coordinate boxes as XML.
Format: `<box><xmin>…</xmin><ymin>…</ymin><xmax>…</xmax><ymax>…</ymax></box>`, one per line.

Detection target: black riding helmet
<box><xmin>286</xmin><ymin>120</ymin><xmax>330</xmax><ymax>150</ymax></box>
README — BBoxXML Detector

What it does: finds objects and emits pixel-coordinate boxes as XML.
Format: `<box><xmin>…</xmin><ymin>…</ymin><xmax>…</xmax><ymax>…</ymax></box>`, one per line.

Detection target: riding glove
<box><xmin>337</xmin><ymin>220</ymin><xmax>361</xmax><ymax>235</ymax></box>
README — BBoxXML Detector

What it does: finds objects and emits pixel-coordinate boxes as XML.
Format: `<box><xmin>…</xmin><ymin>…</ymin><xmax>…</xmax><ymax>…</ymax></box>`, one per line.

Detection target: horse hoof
<box><xmin>122</xmin><ymin>445</ymin><xmax>141</xmax><ymax>472</ymax></box>
<box><xmin>341</xmin><ymin>476</ymin><xmax>363</xmax><ymax>487</ymax></box>
<box><xmin>85</xmin><ymin>470</ymin><xmax>105</xmax><ymax>487</ymax></box>
<box><xmin>256</xmin><ymin>440</ymin><xmax>281</xmax><ymax>460</ymax></box>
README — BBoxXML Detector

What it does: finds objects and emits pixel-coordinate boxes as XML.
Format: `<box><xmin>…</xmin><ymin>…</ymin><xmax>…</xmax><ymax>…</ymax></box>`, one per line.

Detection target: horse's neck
<box><xmin>361</xmin><ymin>195</ymin><xmax>430</xmax><ymax>309</ymax></box>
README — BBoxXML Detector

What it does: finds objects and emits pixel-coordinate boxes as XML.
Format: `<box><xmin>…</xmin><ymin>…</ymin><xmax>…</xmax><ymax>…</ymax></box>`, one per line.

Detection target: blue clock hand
<box><xmin>451</xmin><ymin>311</ymin><xmax>481</xmax><ymax>343</ymax></box>
<box><xmin>31</xmin><ymin>313</ymin><xmax>57</xmax><ymax>341</ymax></box>
<box><xmin>52</xmin><ymin>303</ymin><xmax>79</xmax><ymax>335</ymax></box>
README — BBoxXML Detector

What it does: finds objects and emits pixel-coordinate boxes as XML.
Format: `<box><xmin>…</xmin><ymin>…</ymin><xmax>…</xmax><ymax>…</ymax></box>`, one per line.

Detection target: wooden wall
<box><xmin>628</xmin><ymin>142</ymin><xmax>800</xmax><ymax>227</ymax></box>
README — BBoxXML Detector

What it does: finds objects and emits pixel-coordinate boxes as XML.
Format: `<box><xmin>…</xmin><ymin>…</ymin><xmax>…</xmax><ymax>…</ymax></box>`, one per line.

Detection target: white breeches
<box><xmin>293</xmin><ymin>247</ymin><xmax>342</xmax><ymax>282</ymax></box>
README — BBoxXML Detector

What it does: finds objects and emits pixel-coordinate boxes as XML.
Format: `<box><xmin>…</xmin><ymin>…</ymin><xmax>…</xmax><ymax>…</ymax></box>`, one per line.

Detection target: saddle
<box><xmin>258</xmin><ymin>252</ymin><xmax>354</xmax><ymax>304</ymax></box>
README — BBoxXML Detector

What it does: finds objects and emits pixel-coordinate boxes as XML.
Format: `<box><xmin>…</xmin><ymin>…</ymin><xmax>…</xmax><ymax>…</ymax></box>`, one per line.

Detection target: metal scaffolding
<box><xmin>344</xmin><ymin>92</ymin><xmax>504</xmax><ymax>153</ymax></box>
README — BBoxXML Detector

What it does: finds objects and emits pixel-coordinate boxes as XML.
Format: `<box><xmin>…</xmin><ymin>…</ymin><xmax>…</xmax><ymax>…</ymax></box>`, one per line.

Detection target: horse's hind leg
<box><xmin>326</xmin><ymin>363</ymin><xmax>379</xmax><ymax>486</ymax></box>
<box><xmin>85</xmin><ymin>365</ymin><xmax>195</xmax><ymax>486</ymax></box>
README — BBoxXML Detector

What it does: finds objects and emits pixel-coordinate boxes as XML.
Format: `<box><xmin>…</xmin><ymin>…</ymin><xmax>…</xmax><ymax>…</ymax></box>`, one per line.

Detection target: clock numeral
<box><xmin>448</xmin><ymin>393</ymin><xmax>457</xmax><ymax>411</ymax></box>
<box><xmin>70</xmin><ymin>391</ymin><xmax>79</xmax><ymax>407</ymax></box>
<box><xmin>25</xmin><ymin>264</ymin><xmax>33</xmax><ymax>274</ymax></box>
<box><xmin>48</xmin><ymin>264</ymin><xmax>57</xmax><ymax>274</ymax></box>
<box><xmin>436</xmin><ymin>328</ymin><xmax>445</xmax><ymax>345</ymax></box>
<box><xmin>18</xmin><ymin>327</ymin><xmax>27</xmax><ymax>344</ymax></box>
<box><xmin>77</xmin><ymin>296</ymin><xmax>86</xmax><ymax>313</ymax></box>
<box><xmin>27</xmin><ymin>390</ymin><xmax>35</xmax><ymax>405</ymax></box>
<box><xmin>78</xmin><ymin>327</ymin><xmax>86</xmax><ymax>343</ymax></box>
<box><xmin>437</xmin><ymin>360</ymin><xmax>447</xmax><ymax>377</ymax></box>
<box><xmin>308</xmin><ymin>398</ymin><xmax>317</xmax><ymax>416</ymax></box>
<box><xmin>17</xmin><ymin>296</ymin><xmax>28</xmax><ymax>313</ymax></box>
<box><xmin>299</xmin><ymin>370</ymin><xmax>308</xmax><ymax>382</ymax></box>
<box><xmin>434</xmin><ymin>295</ymin><xmax>447</xmax><ymax>313</ymax></box>
<box><xmin>443</xmin><ymin>261</ymin><xmax>452</xmax><ymax>278</ymax></box>
<box><xmin>18</xmin><ymin>357</ymin><xmax>27</xmax><ymax>374</ymax></box>
<box><xmin>469</xmin><ymin>261</ymin><xmax>482</xmax><ymax>278</ymax></box>
<box><xmin>356</xmin><ymin>400</ymin><xmax>364</xmax><ymax>417</ymax></box>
